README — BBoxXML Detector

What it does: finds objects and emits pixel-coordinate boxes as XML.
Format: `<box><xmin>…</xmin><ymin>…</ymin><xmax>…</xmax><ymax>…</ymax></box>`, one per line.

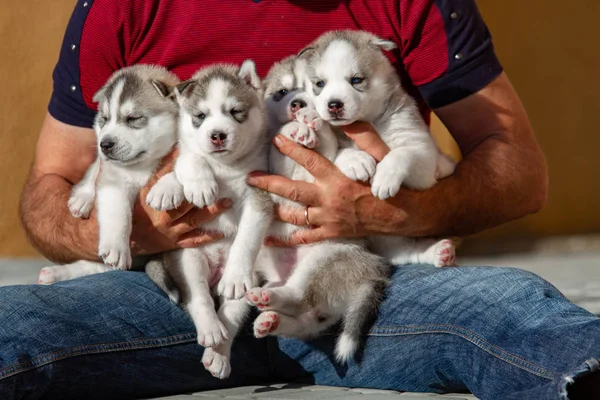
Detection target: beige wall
<box><xmin>0</xmin><ymin>1</ymin><xmax>599</xmax><ymax>257</ymax></box>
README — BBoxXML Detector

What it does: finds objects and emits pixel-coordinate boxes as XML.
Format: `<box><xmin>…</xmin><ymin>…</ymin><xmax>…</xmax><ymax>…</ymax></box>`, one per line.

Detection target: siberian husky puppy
<box><xmin>38</xmin><ymin>65</ymin><xmax>180</xmax><ymax>283</ymax></box>
<box><xmin>245</xmin><ymin>56</ymin><xmax>390</xmax><ymax>364</ymax></box>
<box><xmin>301</xmin><ymin>30</ymin><xmax>457</xmax><ymax>267</ymax></box>
<box><xmin>144</xmin><ymin>61</ymin><xmax>274</xmax><ymax>379</ymax></box>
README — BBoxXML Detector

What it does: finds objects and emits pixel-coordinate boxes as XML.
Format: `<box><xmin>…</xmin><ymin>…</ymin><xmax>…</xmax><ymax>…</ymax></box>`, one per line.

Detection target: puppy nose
<box><xmin>290</xmin><ymin>99</ymin><xmax>307</xmax><ymax>114</ymax></box>
<box><xmin>99</xmin><ymin>139</ymin><xmax>115</xmax><ymax>153</ymax></box>
<box><xmin>328</xmin><ymin>100</ymin><xmax>344</xmax><ymax>113</ymax></box>
<box><xmin>210</xmin><ymin>132</ymin><xmax>227</xmax><ymax>146</ymax></box>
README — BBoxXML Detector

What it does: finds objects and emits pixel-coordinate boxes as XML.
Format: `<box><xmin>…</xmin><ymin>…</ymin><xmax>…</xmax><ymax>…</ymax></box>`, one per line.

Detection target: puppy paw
<box><xmin>217</xmin><ymin>271</ymin><xmax>253</xmax><ymax>300</ymax></box>
<box><xmin>146</xmin><ymin>174</ymin><xmax>184</xmax><ymax>211</ymax></box>
<box><xmin>295</xmin><ymin>108</ymin><xmax>324</xmax><ymax>132</ymax></box>
<box><xmin>432</xmin><ymin>239</ymin><xmax>456</xmax><ymax>267</ymax></box>
<box><xmin>370</xmin><ymin>158</ymin><xmax>405</xmax><ymax>200</ymax></box>
<box><xmin>245</xmin><ymin>287</ymin><xmax>271</xmax><ymax>310</ymax></box>
<box><xmin>202</xmin><ymin>347</ymin><xmax>231</xmax><ymax>380</ymax></box>
<box><xmin>281</xmin><ymin>121</ymin><xmax>319</xmax><ymax>149</ymax></box>
<box><xmin>38</xmin><ymin>266</ymin><xmax>58</xmax><ymax>285</ymax></box>
<box><xmin>335</xmin><ymin>151</ymin><xmax>376</xmax><ymax>182</ymax></box>
<box><xmin>253</xmin><ymin>311</ymin><xmax>280</xmax><ymax>338</ymax></box>
<box><xmin>98</xmin><ymin>241</ymin><xmax>131</xmax><ymax>270</ymax></box>
<box><xmin>182</xmin><ymin>177</ymin><xmax>218</xmax><ymax>209</ymax></box>
<box><xmin>197</xmin><ymin>319</ymin><xmax>229</xmax><ymax>348</ymax></box>
<box><xmin>68</xmin><ymin>189</ymin><xmax>95</xmax><ymax>218</ymax></box>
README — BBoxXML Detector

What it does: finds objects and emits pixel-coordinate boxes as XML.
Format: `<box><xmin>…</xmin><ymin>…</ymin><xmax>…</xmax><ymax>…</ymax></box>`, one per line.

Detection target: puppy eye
<box><xmin>196</xmin><ymin>112</ymin><xmax>206</xmax><ymax>120</ymax></box>
<box><xmin>351</xmin><ymin>77</ymin><xmax>364</xmax><ymax>85</ymax></box>
<box><xmin>315</xmin><ymin>81</ymin><xmax>325</xmax><ymax>88</ymax></box>
<box><xmin>230</xmin><ymin>108</ymin><xmax>244</xmax><ymax>115</ymax></box>
<box><xmin>273</xmin><ymin>89</ymin><xmax>289</xmax><ymax>102</ymax></box>
<box><xmin>126</xmin><ymin>115</ymin><xmax>147</xmax><ymax>129</ymax></box>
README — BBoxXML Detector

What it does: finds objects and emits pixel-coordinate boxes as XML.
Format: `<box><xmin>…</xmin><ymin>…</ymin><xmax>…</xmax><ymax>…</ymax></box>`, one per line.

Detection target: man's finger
<box><xmin>272</xmin><ymin>135</ymin><xmax>340</xmax><ymax>179</ymax></box>
<box><xmin>171</xmin><ymin>198</ymin><xmax>233</xmax><ymax>235</ymax></box>
<box><xmin>176</xmin><ymin>230</ymin><xmax>225</xmax><ymax>248</ymax></box>
<box><xmin>246</xmin><ymin>173</ymin><xmax>321</xmax><ymax>205</ymax></box>
<box><xmin>274</xmin><ymin>204</ymin><xmax>323</xmax><ymax>227</ymax></box>
<box><xmin>342</xmin><ymin>121</ymin><xmax>390</xmax><ymax>162</ymax></box>
<box><xmin>265</xmin><ymin>227</ymin><xmax>330</xmax><ymax>247</ymax></box>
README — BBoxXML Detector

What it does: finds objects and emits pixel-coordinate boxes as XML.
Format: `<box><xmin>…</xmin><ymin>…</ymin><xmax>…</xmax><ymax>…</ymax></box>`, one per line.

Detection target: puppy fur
<box><xmin>246</xmin><ymin>56</ymin><xmax>391</xmax><ymax>363</ymax></box>
<box><xmin>144</xmin><ymin>61</ymin><xmax>274</xmax><ymax>379</ymax></box>
<box><xmin>301</xmin><ymin>30</ymin><xmax>457</xmax><ymax>267</ymax></box>
<box><xmin>38</xmin><ymin>65</ymin><xmax>180</xmax><ymax>283</ymax></box>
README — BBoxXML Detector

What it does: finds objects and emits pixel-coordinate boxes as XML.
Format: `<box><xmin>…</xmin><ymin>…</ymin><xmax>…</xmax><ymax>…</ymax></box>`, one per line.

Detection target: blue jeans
<box><xmin>0</xmin><ymin>265</ymin><xmax>598</xmax><ymax>400</ymax></box>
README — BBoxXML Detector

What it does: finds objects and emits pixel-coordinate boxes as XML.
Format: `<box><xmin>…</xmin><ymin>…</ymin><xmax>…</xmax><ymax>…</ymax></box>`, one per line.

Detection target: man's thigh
<box><xmin>273</xmin><ymin>265</ymin><xmax>600</xmax><ymax>399</ymax></box>
<box><xmin>0</xmin><ymin>271</ymin><xmax>273</xmax><ymax>399</ymax></box>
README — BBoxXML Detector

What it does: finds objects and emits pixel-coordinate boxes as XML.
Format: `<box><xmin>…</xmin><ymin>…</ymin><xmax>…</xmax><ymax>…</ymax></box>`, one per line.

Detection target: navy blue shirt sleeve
<box><xmin>48</xmin><ymin>0</ymin><xmax>97</xmax><ymax>128</ymax></box>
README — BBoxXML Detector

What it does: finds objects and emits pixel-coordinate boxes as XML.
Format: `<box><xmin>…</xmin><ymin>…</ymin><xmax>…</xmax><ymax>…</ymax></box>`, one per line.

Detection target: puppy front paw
<box><xmin>370</xmin><ymin>156</ymin><xmax>405</xmax><ymax>200</ymax></box>
<box><xmin>281</xmin><ymin>121</ymin><xmax>319</xmax><ymax>149</ymax></box>
<box><xmin>68</xmin><ymin>189</ymin><xmax>95</xmax><ymax>218</ymax></box>
<box><xmin>181</xmin><ymin>177</ymin><xmax>218</xmax><ymax>209</ymax></box>
<box><xmin>295</xmin><ymin>108</ymin><xmax>324</xmax><ymax>132</ymax></box>
<box><xmin>335</xmin><ymin>151</ymin><xmax>376</xmax><ymax>182</ymax></box>
<box><xmin>217</xmin><ymin>270</ymin><xmax>253</xmax><ymax>300</ymax></box>
<box><xmin>98</xmin><ymin>241</ymin><xmax>132</xmax><ymax>270</ymax></box>
<box><xmin>146</xmin><ymin>174</ymin><xmax>184</xmax><ymax>211</ymax></box>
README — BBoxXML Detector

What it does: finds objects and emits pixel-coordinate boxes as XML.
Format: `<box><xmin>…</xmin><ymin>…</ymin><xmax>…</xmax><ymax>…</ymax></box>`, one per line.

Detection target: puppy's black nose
<box><xmin>210</xmin><ymin>132</ymin><xmax>227</xmax><ymax>146</ymax></box>
<box><xmin>328</xmin><ymin>100</ymin><xmax>344</xmax><ymax>113</ymax></box>
<box><xmin>290</xmin><ymin>99</ymin><xmax>307</xmax><ymax>114</ymax></box>
<box><xmin>100</xmin><ymin>139</ymin><xmax>115</xmax><ymax>153</ymax></box>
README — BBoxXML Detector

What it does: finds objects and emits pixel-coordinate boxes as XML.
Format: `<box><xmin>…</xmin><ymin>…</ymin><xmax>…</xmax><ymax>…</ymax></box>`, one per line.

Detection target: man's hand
<box><xmin>131</xmin><ymin>149</ymin><xmax>230</xmax><ymax>255</ymax></box>
<box><xmin>247</xmin><ymin>124</ymin><xmax>403</xmax><ymax>246</ymax></box>
<box><xmin>248</xmin><ymin>73</ymin><xmax>548</xmax><ymax>247</ymax></box>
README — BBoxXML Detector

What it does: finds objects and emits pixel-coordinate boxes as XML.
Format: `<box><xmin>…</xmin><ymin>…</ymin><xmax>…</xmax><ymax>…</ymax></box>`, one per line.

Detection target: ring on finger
<box><xmin>304</xmin><ymin>206</ymin><xmax>311</xmax><ymax>226</ymax></box>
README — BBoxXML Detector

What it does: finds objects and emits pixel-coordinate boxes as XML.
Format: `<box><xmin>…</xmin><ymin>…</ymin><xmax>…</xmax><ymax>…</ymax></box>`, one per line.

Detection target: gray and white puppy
<box><xmin>245</xmin><ymin>56</ymin><xmax>390</xmax><ymax>363</ymax></box>
<box><xmin>144</xmin><ymin>61</ymin><xmax>274</xmax><ymax>379</ymax></box>
<box><xmin>38</xmin><ymin>65</ymin><xmax>180</xmax><ymax>283</ymax></box>
<box><xmin>301</xmin><ymin>30</ymin><xmax>457</xmax><ymax>267</ymax></box>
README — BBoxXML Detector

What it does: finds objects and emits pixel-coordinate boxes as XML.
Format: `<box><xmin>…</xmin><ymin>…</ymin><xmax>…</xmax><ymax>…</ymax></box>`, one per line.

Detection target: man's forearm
<box><xmin>20</xmin><ymin>172</ymin><xmax>99</xmax><ymax>264</ymax></box>
<box><xmin>394</xmin><ymin>134</ymin><xmax>548</xmax><ymax>237</ymax></box>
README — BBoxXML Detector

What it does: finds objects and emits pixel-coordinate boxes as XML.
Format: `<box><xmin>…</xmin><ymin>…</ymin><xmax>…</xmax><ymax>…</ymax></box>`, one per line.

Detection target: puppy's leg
<box><xmin>145</xmin><ymin>172</ymin><xmax>185</xmax><ymax>211</ymax></box>
<box><xmin>334</xmin><ymin>148</ymin><xmax>377</xmax><ymax>183</ymax></box>
<box><xmin>38</xmin><ymin>260</ymin><xmax>112</xmax><ymax>285</ymax></box>
<box><xmin>175</xmin><ymin>152</ymin><xmax>218</xmax><ymax>209</ymax></box>
<box><xmin>370</xmin><ymin>145</ymin><xmax>438</xmax><ymax>200</ymax></box>
<box><xmin>253</xmin><ymin>310</ymin><xmax>336</xmax><ymax>339</ymax></box>
<box><xmin>202</xmin><ymin>298</ymin><xmax>250</xmax><ymax>380</ymax></box>
<box><xmin>218</xmin><ymin>202</ymin><xmax>272</xmax><ymax>300</ymax></box>
<box><xmin>371</xmin><ymin>236</ymin><xmax>456</xmax><ymax>267</ymax></box>
<box><xmin>170</xmin><ymin>249</ymin><xmax>228</xmax><ymax>348</ymax></box>
<box><xmin>96</xmin><ymin>184</ymin><xmax>135</xmax><ymax>269</ymax></box>
<box><xmin>245</xmin><ymin>285</ymin><xmax>305</xmax><ymax>315</ymax></box>
<box><xmin>68</xmin><ymin>157</ymin><xmax>100</xmax><ymax>218</ymax></box>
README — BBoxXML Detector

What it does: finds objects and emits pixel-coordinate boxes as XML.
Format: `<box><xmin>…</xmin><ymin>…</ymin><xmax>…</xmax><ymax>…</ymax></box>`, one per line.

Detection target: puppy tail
<box><xmin>435</xmin><ymin>153</ymin><xmax>457</xmax><ymax>180</ymax></box>
<box><xmin>334</xmin><ymin>278</ymin><xmax>388</xmax><ymax>364</ymax></box>
<box><xmin>145</xmin><ymin>257</ymin><xmax>181</xmax><ymax>304</ymax></box>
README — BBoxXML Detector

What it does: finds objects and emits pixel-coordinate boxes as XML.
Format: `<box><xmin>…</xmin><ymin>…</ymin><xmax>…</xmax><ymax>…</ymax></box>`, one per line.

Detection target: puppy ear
<box><xmin>238</xmin><ymin>59</ymin><xmax>261</xmax><ymax>90</ymax></box>
<box><xmin>92</xmin><ymin>86</ymin><xmax>107</xmax><ymax>104</ymax></box>
<box><xmin>370</xmin><ymin>38</ymin><xmax>397</xmax><ymax>52</ymax></box>
<box><xmin>175</xmin><ymin>80</ymin><xmax>196</xmax><ymax>97</ymax></box>
<box><xmin>151</xmin><ymin>80</ymin><xmax>171</xmax><ymax>98</ymax></box>
<box><xmin>297</xmin><ymin>46</ymin><xmax>316</xmax><ymax>59</ymax></box>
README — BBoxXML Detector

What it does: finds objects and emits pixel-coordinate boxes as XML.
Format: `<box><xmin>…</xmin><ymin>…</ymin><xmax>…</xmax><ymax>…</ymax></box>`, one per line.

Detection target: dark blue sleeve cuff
<box><xmin>419</xmin><ymin>45</ymin><xmax>503</xmax><ymax>109</ymax></box>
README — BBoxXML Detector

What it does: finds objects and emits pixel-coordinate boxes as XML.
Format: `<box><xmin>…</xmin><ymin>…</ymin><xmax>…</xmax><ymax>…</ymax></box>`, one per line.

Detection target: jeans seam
<box><xmin>0</xmin><ymin>333</ymin><xmax>197</xmax><ymax>381</ymax></box>
<box><xmin>368</xmin><ymin>324</ymin><xmax>556</xmax><ymax>380</ymax></box>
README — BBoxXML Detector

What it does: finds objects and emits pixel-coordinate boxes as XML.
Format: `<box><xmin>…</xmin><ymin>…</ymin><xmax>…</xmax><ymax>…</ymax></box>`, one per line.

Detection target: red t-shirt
<box><xmin>48</xmin><ymin>0</ymin><xmax>502</xmax><ymax>131</ymax></box>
